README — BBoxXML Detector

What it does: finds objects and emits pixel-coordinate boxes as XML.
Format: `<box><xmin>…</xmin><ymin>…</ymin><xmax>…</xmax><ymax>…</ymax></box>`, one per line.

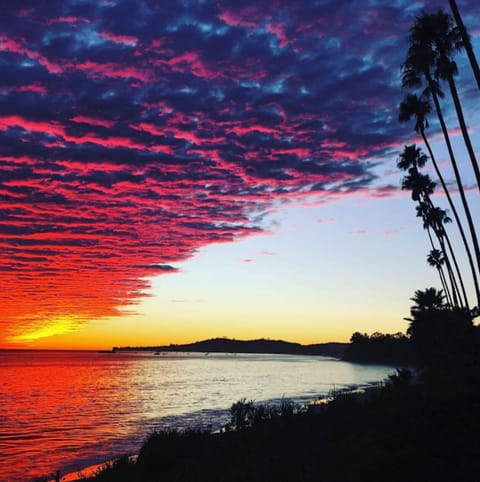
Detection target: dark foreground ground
<box><xmin>78</xmin><ymin>363</ymin><xmax>480</xmax><ymax>482</ymax></box>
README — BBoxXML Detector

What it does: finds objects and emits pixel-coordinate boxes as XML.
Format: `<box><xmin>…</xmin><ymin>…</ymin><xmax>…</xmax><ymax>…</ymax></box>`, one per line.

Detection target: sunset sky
<box><xmin>1</xmin><ymin>0</ymin><xmax>479</xmax><ymax>349</ymax></box>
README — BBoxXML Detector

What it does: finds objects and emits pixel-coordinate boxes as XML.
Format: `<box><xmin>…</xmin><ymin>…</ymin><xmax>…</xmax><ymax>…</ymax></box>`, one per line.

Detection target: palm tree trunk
<box><xmin>438</xmin><ymin>220</ymin><xmax>469</xmax><ymax>310</ymax></box>
<box><xmin>447</xmin><ymin>75</ymin><xmax>480</xmax><ymax>190</ymax></box>
<box><xmin>438</xmin><ymin>265</ymin><xmax>453</xmax><ymax>307</ymax></box>
<box><xmin>426</xmin><ymin>224</ymin><xmax>453</xmax><ymax>306</ymax></box>
<box><xmin>425</xmin><ymin>227</ymin><xmax>454</xmax><ymax>306</ymax></box>
<box><xmin>448</xmin><ymin>0</ymin><xmax>480</xmax><ymax>91</ymax></box>
<box><xmin>428</xmin><ymin>76</ymin><xmax>480</xmax><ymax>286</ymax></box>
<box><xmin>438</xmin><ymin>235</ymin><xmax>461</xmax><ymax>308</ymax></box>
<box><xmin>421</xmin><ymin>129</ymin><xmax>480</xmax><ymax>307</ymax></box>
<box><xmin>422</xmin><ymin>195</ymin><xmax>461</xmax><ymax>308</ymax></box>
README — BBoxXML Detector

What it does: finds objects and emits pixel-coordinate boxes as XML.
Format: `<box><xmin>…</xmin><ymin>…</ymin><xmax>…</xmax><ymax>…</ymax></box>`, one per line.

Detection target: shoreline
<box><xmin>51</xmin><ymin>362</ymin><xmax>480</xmax><ymax>482</ymax></box>
<box><xmin>56</xmin><ymin>381</ymin><xmax>387</xmax><ymax>482</ymax></box>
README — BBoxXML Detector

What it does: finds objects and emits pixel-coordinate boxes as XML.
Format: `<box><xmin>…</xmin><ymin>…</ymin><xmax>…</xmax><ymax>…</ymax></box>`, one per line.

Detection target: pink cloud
<box><xmin>76</xmin><ymin>60</ymin><xmax>151</xmax><ymax>82</ymax></box>
<box><xmin>44</xmin><ymin>16</ymin><xmax>89</xmax><ymax>25</ymax></box>
<box><xmin>71</xmin><ymin>115</ymin><xmax>116</xmax><ymax>128</ymax></box>
<box><xmin>217</xmin><ymin>10</ymin><xmax>259</xmax><ymax>29</ymax></box>
<box><xmin>168</xmin><ymin>127</ymin><xmax>202</xmax><ymax>145</ymax></box>
<box><xmin>0</xmin><ymin>115</ymin><xmax>66</xmax><ymax>137</ymax></box>
<box><xmin>17</xmin><ymin>83</ymin><xmax>48</xmax><ymax>94</ymax></box>
<box><xmin>99</xmin><ymin>31</ymin><xmax>138</xmax><ymax>46</ymax></box>
<box><xmin>267</xmin><ymin>23</ymin><xmax>289</xmax><ymax>48</ymax></box>
<box><xmin>0</xmin><ymin>115</ymin><xmax>175</xmax><ymax>153</ymax></box>
<box><xmin>160</xmin><ymin>51</ymin><xmax>219</xmax><ymax>80</ymax></box>
<box><xmin>131</xmin><ymin>122</ymin><xmax>165</xmax><ymax>137</ymax></box>
<box><xmin>0</xmin><ymin>35</ymin><xmax>63</xmax><ymax>74</ymax></box>
<box><xmin>228</xmin><ymin>125</ymin><xmax>280</xmax><ymax>137</ymax></box>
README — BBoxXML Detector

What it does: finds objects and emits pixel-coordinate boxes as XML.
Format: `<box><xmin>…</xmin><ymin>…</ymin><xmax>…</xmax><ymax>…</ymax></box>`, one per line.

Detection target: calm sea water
<box><xmin>0</xmin><ymin>350</ymin><xmax>393</xmax><ymax>481</ymax></box>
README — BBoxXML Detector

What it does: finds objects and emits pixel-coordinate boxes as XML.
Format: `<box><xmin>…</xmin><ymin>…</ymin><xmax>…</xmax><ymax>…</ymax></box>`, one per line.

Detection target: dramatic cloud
<box><xmin>0</xmin><ymin>0</ymin><xmax>477</xmax><ymax>342</ymax></box>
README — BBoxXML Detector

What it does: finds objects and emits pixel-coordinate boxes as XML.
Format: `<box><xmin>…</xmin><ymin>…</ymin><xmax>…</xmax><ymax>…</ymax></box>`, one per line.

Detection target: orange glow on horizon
<box><xmin>2</xmin><ymin>310</ymin><xmax>354</xmax><ymax>350</ymax></box>
<box><xmin>8</xmin><ymin>315</ymin><xmax>83</xmax><ymax>343</ymax></box>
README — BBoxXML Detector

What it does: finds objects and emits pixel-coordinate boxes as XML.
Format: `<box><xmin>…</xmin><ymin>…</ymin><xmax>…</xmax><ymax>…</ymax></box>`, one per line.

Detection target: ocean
<box><xmin>0</xmin><ymin>349</ymin><xmax>394</xmax><ymax>481</ymax></box>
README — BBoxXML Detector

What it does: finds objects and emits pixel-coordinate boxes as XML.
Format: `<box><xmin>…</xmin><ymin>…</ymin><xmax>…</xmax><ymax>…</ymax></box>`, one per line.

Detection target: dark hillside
<box><xmin>115</xmin><ymin>338</ymin><xmax>348</xmax><ymax>358</ymax></box>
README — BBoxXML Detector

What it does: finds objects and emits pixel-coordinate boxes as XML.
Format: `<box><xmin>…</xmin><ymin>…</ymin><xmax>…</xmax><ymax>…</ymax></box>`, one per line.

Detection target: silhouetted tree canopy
<box><xmin>343</xmin><ymin>331</ymin><xmax>415</xmax><ymax>365</ymax></box>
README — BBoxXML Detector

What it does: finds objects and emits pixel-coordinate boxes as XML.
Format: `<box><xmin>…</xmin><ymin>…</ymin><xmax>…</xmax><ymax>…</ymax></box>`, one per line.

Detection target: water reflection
<box><xmin>0</xmin><ymin>350</ymin><xmax>393</xmax><ymax>481</ymax></box>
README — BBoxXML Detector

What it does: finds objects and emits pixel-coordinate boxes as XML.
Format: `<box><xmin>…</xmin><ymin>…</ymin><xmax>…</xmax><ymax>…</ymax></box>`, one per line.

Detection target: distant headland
<box><xmin>112</xmin><ymin>337</ymin><xmax>348</xmax><ymax>359</ymax></box>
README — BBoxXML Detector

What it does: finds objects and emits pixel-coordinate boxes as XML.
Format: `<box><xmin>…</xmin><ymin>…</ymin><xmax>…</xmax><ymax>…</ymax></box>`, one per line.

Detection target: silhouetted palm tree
<box><xmin>408</xmin><ymin>11</ymin><xmax>480</xmax><ymax>189</ymax></box>
<box><xmin>410</xmin><ymin>287</ymin><xmax>446</xmax><ymax>313</ymax></box>
<box><xmin>397</xmin><ymin>143</ymin><xmax>428</xmax><ymax>172</ymax></box>
<box><xmin>416</xmin><ymin>202</ymin><xmax>437</xmax><ymax>250</ymax></box>
<box><xmin>427</xmin><ymin>206</ymin><xmax>468</xmax><ymax>309</ymax></box>
<box><xmin>448</xmin><ymin>0</ymin><xmax>480</xmax><ymax>90</ymax></box>
<box><xmin>402</xmin><ymin>15</ymin><xmax>480</xmax><ymax>293</ymax></box>
<box><xmin>402</xmin><ymin>169</ymin><xmax>435</xmax><ymax>202</ymax></box>
<box><xmin>415</xmin><ymin>201</ymin><xmax>461</xmax><ymax>308</ymax></box>
<box><xmin>397</xmin><ymin>145</ymin><xmax>434</xmax><ymax>203</ymax></box>
<box><xmin>399</xmin><ymin>94</ymin><xmax>480</xmax><ymax>307</ymax></box>
<box><xmin>398</xmin><ymin>145</ymin><xmax>465</xmax><ymax>308</ymax></box>
<box><xmin>399</xmin><ymin>93</ymin><xmax>431</xmax><ymax>136</ymax></box>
